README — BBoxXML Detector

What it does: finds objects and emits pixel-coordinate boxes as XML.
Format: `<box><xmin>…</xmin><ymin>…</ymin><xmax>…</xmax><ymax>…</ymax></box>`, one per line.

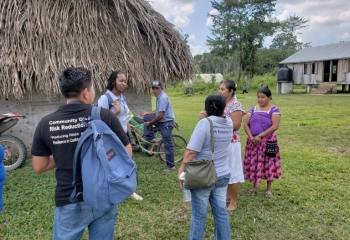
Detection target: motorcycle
<box><xmin>0</xmin><ymin>112</ymin><xmax>27</xmax><ymax>171</ymax></box>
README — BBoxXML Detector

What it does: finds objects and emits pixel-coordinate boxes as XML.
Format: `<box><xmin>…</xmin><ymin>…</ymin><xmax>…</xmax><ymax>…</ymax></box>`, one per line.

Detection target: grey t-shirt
<box><xmin>186</xmin><ymin>116</ymin><xmax>233</xmax><ymax>177</ymax></box>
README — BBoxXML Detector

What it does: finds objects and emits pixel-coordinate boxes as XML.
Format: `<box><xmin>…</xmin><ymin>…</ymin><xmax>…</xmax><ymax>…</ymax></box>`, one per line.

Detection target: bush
<box><xmin>238</xmin><ymin>73</ymin><xmax>277</xmax><ymax>92</ymax></box>
<box><xmin>166</xmin><ymin>80</ymin><xmax>219</xmax><ymax>97</ymax></box>
<box><xmin>166</xmin><ymin>73</ymin><xmax>279</xmax><ymax>97</ymax></box>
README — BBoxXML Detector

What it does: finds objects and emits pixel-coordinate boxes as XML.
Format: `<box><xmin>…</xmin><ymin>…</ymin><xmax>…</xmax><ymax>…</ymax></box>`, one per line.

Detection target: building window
<box><xmin>311</xmin><ymin>63</ymin><xmax>317</xmax><ymax>74</ymax></box>
<box><xmin>304</xmin><ymin>63</ymin><xmax>308</xmax><ymax>74</ymax></box>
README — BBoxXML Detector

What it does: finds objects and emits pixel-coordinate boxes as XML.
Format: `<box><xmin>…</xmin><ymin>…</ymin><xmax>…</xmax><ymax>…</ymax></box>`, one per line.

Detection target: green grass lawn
<box><xmin>1</xmin><ymin>92</ymin><xmax>350</xmax><ymax>239</ymax></box>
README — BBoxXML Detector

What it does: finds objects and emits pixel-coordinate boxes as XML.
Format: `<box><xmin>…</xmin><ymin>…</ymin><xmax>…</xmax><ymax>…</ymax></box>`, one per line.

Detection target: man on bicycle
<box><xmin>140</xmin><ymin>80</ymin><xmax>175</xmax><ymax>173</ymax></box>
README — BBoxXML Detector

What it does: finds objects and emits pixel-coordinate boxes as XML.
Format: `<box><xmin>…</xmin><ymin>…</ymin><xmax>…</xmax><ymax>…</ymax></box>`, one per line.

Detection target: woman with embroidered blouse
<box><xmin>218</xmin><ymin>80</ymin><xmax>245</xmax><ymax>212</ymax></box>
<box><xmin>243</xmin><ymin>87</ymin><xmax>281</xmax><ymax>198</ymax></box>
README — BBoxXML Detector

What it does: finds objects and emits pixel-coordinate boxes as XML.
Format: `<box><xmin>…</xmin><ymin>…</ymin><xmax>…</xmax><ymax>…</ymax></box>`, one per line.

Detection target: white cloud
<box><xmin>341</xmin><ymin>32</ymin><xmax>350</xmax><ymax>39</ymax></box>
<box><xmin>188</xmin><ymin>43</ymin><xmax>208</xmax><ymax>56</ymax></box>
<box><xmin>174</xmin><ymin>16</ymin><xmax>190</xmax><ymax>28</ymax></box>
<box><xmin>149</xmin><ymin>1</ymin><xmax>195</xmax><ymax>28</ymax></box>
<box><xmin>206</xmin><ymin>9</ymin><xmax>219</xmax><ymax>27</ymax></box>
<box><xmin>274</xmin><ymin>0</ymin><xmax>350</xmax><ymax>46</ymax></box>
<box><xmin>187</xmin><ymin>34</ymin><xmax>196</xmax><ymax>42</ymax></box>
<box><xmin>149</xmin><ymin>0</ymin><xmax>210</xmax><ymax>56</ymax></box>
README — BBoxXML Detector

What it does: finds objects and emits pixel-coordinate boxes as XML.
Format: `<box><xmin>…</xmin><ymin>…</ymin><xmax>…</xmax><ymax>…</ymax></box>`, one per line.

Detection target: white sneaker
<box><xmin>130</xmin><ymin>192</ymin><xmax>143</xmax><ymax>200</ymax></box>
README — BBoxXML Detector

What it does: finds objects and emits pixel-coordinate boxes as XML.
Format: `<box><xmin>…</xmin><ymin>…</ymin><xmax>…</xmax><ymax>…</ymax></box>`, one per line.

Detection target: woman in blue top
<box><xmin>178</xmin><ymin>94</ymin><xmax>233</xmax><ymax>240</ymax></box>
<box><xmin>0</xmin><ymin>144</ymin><xmax>6</xmax><ymax>214</ymax></box>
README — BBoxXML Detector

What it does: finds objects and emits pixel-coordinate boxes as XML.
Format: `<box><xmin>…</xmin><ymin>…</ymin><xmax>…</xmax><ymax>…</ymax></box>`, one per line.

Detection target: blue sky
<box><xmin>150</xmin><ymin>0</ymin><xmax>350</xmax><ymax>56</ymax></box>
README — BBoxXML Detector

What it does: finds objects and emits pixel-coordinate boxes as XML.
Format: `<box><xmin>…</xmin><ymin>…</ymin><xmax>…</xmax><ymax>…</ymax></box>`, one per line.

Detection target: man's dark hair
<box><xmin>106</xmin><ymin>71</ymin><xmax>123</xmax><ymax>91</ymax></box>
<box><xmin>220</xmin><ymin>79</ymin><xmax>236</xmax><ymax>96</ymax></box>
<box><xmin>258</xmin><ymin>87</ymin><xmax>272</xmax><ymax>98</ymax></box>
<box><xmin>205</xmin><ymin>94</ymin><xmax>226</xmax><ymax>117</ymax></box>
<box><xmin>58</xmin><ymin>67</ymin><xmax>92</xmax><ymax>98</ymax></box>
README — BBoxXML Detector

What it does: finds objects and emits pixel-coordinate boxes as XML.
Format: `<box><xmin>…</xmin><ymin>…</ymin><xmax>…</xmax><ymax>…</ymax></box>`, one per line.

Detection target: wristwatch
<box><xmin>258</xmin><ymin>134</ymin><xmax>263</xmax><ymax>138</ymax></box>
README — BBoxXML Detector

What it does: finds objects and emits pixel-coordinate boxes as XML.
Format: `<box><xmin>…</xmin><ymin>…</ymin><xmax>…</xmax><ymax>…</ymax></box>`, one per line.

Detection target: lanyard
<box><xmin>117</xmin><ymin>98</ymin><xmax>128</xmax><ymax>114</ymax></box>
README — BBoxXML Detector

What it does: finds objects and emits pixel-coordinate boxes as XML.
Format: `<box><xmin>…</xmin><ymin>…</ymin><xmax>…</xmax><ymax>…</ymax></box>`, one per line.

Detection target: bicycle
<box><xmin>129</xmin><ymin>116</ymin><xmax>187</xmax><ymax>164</ymax></box>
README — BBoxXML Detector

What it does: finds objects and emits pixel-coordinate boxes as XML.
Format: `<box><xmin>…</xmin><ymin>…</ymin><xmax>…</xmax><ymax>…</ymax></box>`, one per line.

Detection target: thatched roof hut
<box><xmin>0</xmin><ymin>0</ymin><xmax>195</xmax><ymax>99</ymax></box>
<box><xmin>0</xmin><ymin>0</ymin><xmax>195</xmax><ymax>152</ymax></box>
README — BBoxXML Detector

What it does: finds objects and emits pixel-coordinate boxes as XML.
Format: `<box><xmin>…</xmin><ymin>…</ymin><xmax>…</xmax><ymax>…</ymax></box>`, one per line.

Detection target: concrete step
<box><xmin>312</xmin><ymin>83</ymin><xmax>337</xmax><ymax>94</ymax></box>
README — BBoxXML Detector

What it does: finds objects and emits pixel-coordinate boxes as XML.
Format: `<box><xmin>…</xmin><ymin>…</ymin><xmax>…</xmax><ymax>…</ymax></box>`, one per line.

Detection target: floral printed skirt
<box><xmin>243</xmin><ymin>133</ymin><xmax>281</xmax><ymax>184</ymax></box>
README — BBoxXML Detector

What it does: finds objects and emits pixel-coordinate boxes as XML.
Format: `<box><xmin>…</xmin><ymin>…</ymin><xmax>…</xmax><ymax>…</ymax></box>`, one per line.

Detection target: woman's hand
<box><xmin>178</xmin><ymin>149</ymin><xmax>197</xmax><ymax>188</ymax></box>
<box><xmin>112</xmin><ymin>101</ymin><xmax>121</xmax><ymax>115</ymax></box>
<box><xmin>179</xmin><ymin>180</ymin><xmax>184</xmax><ymax>189</ymax></box>
<box><xmin>178</xmin><ymin>171</ymin><xmax>184</xmax><ymax>189</ymax></box>
<box><xmin>252</xmin><ymin>135</ymin><xmax>262</xmax><ymax>145</ymax></box>
<box><xmin>199</xmin><ymin>111</ymin><xmax>207</xmax><ymax>119</ymax></box>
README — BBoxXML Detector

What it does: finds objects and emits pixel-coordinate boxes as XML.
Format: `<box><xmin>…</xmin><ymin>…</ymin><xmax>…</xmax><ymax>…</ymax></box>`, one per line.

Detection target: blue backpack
<box><xmin>69</xmin><ymin>106</ymin><xmax>137</xmax><ymax>211</ymax></box>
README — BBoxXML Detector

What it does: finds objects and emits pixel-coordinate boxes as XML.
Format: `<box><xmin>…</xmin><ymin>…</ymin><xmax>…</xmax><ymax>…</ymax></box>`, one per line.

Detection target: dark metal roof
<box><xmin>280</xmin><ymin>41</ymin><xmax>350</xmax><ymax>64</ymax></box>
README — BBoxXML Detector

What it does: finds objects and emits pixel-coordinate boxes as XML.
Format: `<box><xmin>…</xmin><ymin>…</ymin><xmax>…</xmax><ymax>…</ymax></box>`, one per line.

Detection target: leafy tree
<box><xmin>252</xmin><ymin>14</ymin><xmax>311</xmax><ymax>74</ymax></box>
<box><xmin>194</xmin><ymin>52</ymin><xmax>237</xmax><ymax>75</ymax></box>
<box><xmin>207</xmin><ymin>0</ymin><xmax>278</xmax><ymax>82</ymax></box>
<box><xmin>270</xmin><ymin>14</ymin><xmax>310</xmax><ymax>58</ymax></box>
<box><xmin>255</xmin><ymin>47</ymin><xmax>282</xmax><ymax>75</ymax></box>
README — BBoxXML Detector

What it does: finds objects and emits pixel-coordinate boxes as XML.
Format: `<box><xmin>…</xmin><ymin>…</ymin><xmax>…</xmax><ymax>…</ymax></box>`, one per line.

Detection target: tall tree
<box><xmin>194</xmin><ymin>51</ymin><xmax>237</xmax><ymax>75</ymax></box>
<box><xmin>207</xmin><ymin>0</ymin><xmax>278</xmax><ymax>82</ymax></box>
<box><xmin>270</xmin><ymin>14</ymin><xmax>310</xmax><ymax>59</ymax></box>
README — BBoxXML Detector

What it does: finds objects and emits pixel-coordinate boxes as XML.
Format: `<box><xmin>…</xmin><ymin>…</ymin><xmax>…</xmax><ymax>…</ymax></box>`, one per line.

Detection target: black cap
<box><xmin>151</xmin><ymin>80</ymin><xmax>163</xmax><ymax>88</ymax></box>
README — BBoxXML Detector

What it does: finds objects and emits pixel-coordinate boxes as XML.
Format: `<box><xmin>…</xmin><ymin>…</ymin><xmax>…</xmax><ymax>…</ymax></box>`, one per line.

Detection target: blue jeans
<box><xmin>189</xmin><ymin>174</ymin><xmax>231</xmax><ymax>240</ymax></box>
<box><xmin>143</xmin><ymin>114</ymin><xmax>175</xmax><ymax>168</ymax></box>
<box><xmin>53</xmin><ymin>202</ymin><xmax>118</xmax><ymax>240</ymax></box>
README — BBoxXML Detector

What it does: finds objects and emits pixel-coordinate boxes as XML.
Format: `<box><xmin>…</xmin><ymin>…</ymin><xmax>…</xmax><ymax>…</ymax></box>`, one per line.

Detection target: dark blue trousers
<box><xmin>143</xmin><ymin>114</ymin><xmax>175</xmax><ymax>168</ymax></box>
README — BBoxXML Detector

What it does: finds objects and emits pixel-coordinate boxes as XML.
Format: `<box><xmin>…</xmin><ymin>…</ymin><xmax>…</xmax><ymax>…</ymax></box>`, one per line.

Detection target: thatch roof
<box><xmin>0</xmin><ymin>0</ymin><xmax>195</xmax><ymax>99</ymax></box>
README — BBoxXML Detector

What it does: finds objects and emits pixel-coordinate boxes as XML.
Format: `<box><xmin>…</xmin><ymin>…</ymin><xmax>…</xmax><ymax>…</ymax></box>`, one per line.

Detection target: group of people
<box><xmin>179</xmin><ymin>79</ymin><xmax>281</xmax><ymax>239</ymax></box>
<box><xmin>29</xmin><ymin>67</ymin><xmax>176</xmax><ymax>239</ymax></box>
<box><xmin>1</xmin><ymin>68</ymin><xmax>280</xmax><ymax>239</ymax></box>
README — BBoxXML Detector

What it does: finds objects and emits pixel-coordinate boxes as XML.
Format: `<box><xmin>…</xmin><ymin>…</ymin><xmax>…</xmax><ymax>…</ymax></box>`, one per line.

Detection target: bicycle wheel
<box><xmin>157</xmin><ymin>134</ymin><xmax>187</xmax><ymax>163</ymax></box>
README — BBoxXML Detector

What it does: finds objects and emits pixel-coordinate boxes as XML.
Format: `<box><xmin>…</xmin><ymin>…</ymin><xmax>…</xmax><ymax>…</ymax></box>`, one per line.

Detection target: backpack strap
<box><xmin>91</xmin><ymin>105</ymin><xmax>101</xmax><ymax>120</ymax></box>
<box><xmin>69</xmin><ymin>106</ymin><xmax>101</xmax><ymax>204</ymax></box>
<box><xmin>69</xmin><ymin>128</ymin><xmax>93</xmax><ymax>204</ymax></box>
<box><xmin>104</xmin><ymin>92</ymin><xmax>114</xmax><ymax>109</ymax></box>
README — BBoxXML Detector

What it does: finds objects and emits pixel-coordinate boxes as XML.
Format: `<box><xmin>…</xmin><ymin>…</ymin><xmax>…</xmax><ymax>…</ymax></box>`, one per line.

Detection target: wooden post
<box><xmin>329</xmin><ymin>61</ymin><xmax>333</xmax><ymax>82</ymax></box>
<box><xmin>306</xmin><ymin>84</ymin><xmax>312</xmax><ymax>93</ymax></box>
